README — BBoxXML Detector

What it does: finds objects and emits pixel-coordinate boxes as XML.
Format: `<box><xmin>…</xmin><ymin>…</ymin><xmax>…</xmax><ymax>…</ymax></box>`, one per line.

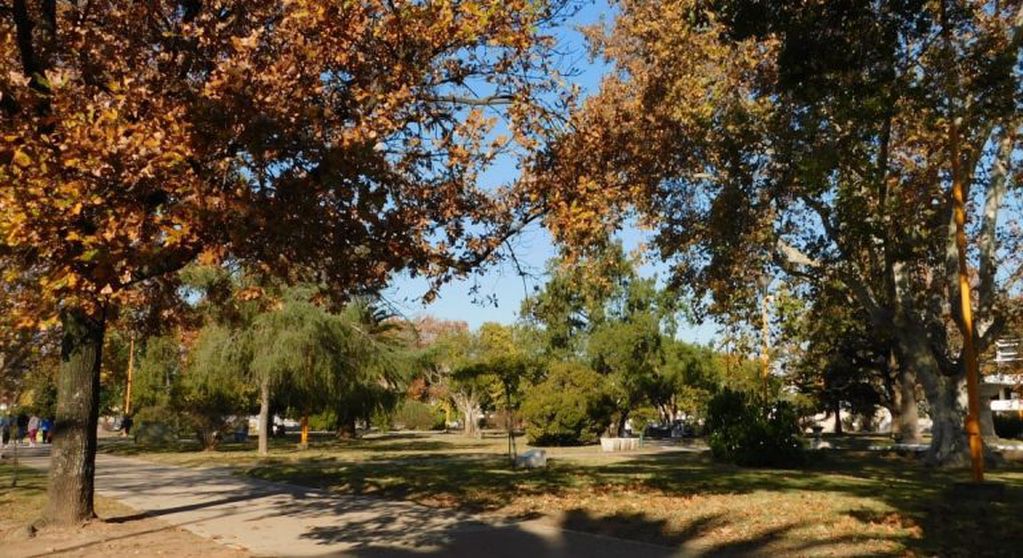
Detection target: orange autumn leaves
<box><xmin>1</xmin><ymin>0</ymin><xmax>565</xmax><ymax>327</ymax></box>
<box><xmin>532</xmin><ymin>0</ymin><xmax>780</xmax><ymax>254</ymax></box>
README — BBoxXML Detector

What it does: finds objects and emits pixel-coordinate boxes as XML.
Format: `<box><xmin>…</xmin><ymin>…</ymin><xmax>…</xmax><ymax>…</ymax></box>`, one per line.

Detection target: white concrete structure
<box><xmin>987</xmin><ymin>338</ymin><xmax>1022</xmax><ymax>416</ymax></box>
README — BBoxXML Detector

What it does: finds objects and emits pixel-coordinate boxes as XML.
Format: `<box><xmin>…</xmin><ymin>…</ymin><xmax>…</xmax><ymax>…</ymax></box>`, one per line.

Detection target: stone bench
<box><xmin>600</xmin><ymin>437</ymin><xmax>641</xmax><ymax>452</ymax></box>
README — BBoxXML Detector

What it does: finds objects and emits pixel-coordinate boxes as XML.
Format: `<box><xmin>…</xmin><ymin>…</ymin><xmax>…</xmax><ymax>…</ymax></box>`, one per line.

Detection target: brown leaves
<box><xmin>2</xmin><ymin>0</ymin><xmax>567</xmax><ymax>322</ymax></box>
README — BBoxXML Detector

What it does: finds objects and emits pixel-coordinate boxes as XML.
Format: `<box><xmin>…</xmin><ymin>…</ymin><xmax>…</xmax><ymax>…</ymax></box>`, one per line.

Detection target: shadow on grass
<box><xmin>242</xmin><ymin>447</ymin><xmax>1023</xmax><ymax>556</ymax></box>
<box><xmin>96</xmin><ymin>432</ymin><xmax>1023</xmax><ymax>556</ymax></box>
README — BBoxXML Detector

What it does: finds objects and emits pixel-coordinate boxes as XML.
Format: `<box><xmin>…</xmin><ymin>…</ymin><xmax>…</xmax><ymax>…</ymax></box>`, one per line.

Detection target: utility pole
<box><xmin>124</xmin><ymin>334</ymin><xmax>135</xmax><ymax>416</ymax></box>
<box><xmin>759</xmin><ymin>277</ymin><xmax>772</xmax><ymax>397</ymax></box>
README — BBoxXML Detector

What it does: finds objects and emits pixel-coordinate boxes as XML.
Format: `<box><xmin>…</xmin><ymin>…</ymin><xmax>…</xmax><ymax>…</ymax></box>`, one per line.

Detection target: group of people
<box><xmin>0</xmin><ymin>413</ymin><xmax>53</xmax><ymax>449</ymax></box>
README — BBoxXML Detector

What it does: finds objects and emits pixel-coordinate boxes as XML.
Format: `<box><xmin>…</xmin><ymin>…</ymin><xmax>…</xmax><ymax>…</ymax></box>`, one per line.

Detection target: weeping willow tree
<box><xmin>131</xmin><ymin>328</ymin><xmax>252</xmax><ymax>451</ymax></box>
<box><xmin>329</xmin><ymin>299</ymin><xmax>411</xmax><ymax>439</ymax></box>
<box><xmin>224</xmin><ymin>286</ymin><xmax>412</xmax><ymax>452</ymax></box>
<box><xmin>248</xmin><ymin>287</ymin><xmax>338</xmax><ymax>453</ymax></box>
<box><xmin>184</xmin><ymin>325</ymin><xmax>254</xmax><ymax>450</ymax></box>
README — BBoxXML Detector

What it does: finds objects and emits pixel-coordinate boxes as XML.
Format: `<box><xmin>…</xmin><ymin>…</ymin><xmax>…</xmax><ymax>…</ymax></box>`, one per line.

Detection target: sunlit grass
<box><xmin>100</xmin><ymin>431</ymin><xmax>1023</xmax><ymax>556</ymax></box>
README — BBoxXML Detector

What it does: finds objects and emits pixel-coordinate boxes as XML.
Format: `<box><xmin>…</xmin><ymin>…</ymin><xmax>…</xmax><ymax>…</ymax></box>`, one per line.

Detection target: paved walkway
<box><xmin>18</xmin><ymin>448</ymin><xmax>683</xmax><ymax>557</ymax></box>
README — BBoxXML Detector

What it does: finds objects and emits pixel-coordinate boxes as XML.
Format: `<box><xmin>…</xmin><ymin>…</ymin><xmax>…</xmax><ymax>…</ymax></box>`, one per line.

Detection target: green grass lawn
<box><xmin>101</xmin><ymin>431</ymin><xmax>1023</xmax><ymax>557</ymax></box>
<box><xmin>0</xmin><ymin>462</ymin><xmax>49</xmax><ymax>529</ymax></box>
<box><xmin>0</xmin><ymin>461</ymin><xmax>133</xmax><ymax>530</ymax></box>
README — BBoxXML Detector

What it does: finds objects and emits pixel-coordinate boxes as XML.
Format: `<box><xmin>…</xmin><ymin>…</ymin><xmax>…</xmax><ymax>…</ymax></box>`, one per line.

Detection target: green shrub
<box><xmin>994</xmin><ymin>413</ymin><xmax>1023</xmax><ymax>439</ymax></box>
<box><xmin>308</xmin><ymin>411</ymin><xmax>336</xmax><ymax>431</ymax></box>
<box><xmin>522</xmin><ymin>362</ymin><xmax>614</xmax><ymax>446</ymax></box>
<box><xmin>629</xmin><ymin>406</ymin><xmax>660</xmax><ymax>435</ymax></box>
<box><xmin>392</xmin><ymin>400</ymin><xmax>446</xmax><ymax>430</ymax></box>
<box><xmin>133</xmin><ymin>405</ymin><xmax>180</xmax><ymax>447</ymax></box>
<box><xmin>705</xmin><ymin>389</ymin><xmax>805</xmax><ymax>468</ymax></box>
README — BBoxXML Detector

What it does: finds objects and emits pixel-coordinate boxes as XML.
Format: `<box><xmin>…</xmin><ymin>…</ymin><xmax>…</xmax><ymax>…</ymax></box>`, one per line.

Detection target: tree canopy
<box><xmin>535</xmin><ymin>0</ymin><xmax>1023</xmax><ymax>465</ymax></box>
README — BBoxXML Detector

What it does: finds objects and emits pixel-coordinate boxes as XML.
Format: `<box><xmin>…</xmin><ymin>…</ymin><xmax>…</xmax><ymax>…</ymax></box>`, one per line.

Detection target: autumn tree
<box><xmin>1</xmin><ymin>0</ymin><xmax>570</xmax><ymax>524</ymax></box>
<box><xmin>538</xmin><ymin>0</ymin><xmax>1023</xmax><ymax>466</ymax></box>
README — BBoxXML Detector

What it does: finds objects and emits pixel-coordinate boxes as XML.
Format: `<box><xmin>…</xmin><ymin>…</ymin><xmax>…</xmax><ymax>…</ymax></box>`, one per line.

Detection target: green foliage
<box><xmin>134</xmin><ymin>331</ymin><xmax>252</xmax><ymax>450</ymax></box>
<box><xmin>133</xmin><ymin>405</ymin><xmax>180</xmax><ymax>447</ymax></box>
<box><xmin>524</xmin><ymin>244</ymin><xmax>693</xmax><ymax>435</ymax></box>
<box><xmin>392</xmin><ymin>399</ymin><xmax>446</xmax><ymax>431</ymax></box>
<box><xmin>134</xmin><ymin>336</ymin><xmax>183</xmax><ymax>411</ymax></box>
<box><xmin>522</xmin><ymin>361</ymin><xmax>614</xmax><ymax>446</ymax></box>
<box><xmin>629</xmin><ymin>406</ymin><xmax>660</xmax><ymax>434</ymax></box>
<box><xmin>170</xmin><ymin>275</ymin><xmax>412</xmax><ymax>440</ymax></box>
<box><xmin>180</xmin><ymin>326</ymin><xmax>255</xmax><ymax>449</ymax></box>
<box><xmin>307</xmin><ymin>410</ymin><xmax>336</xmax><ymax>432</ymax></box>
<box><xmin>705</xmin><ymin>389</ymin><xmax>805</xmax><ymax>468</ymax></box>
<box><xmin>650</xmin><ymin>340</ymin><xmax>726</xmax><ymax>420</ymax></box>
<box><xmin>100</xmin><ymin>330</ymin><xmax>131</xmax><ymax>415</ymax></box>
<box><xmin>20</xmin><ymin>359</ymin><xmax>58</xmax><ymax>418</ymax></box>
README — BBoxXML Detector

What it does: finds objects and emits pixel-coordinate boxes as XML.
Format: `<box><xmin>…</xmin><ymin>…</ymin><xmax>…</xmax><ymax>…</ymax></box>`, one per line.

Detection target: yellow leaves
<box><xmin>236</xmin><ymin>286</ymin><xmax>265</xmax><ymax>302</ymax></box>
<box><xmin>11</xmin><ymin>148</ymin><xmax>31</xmax><ymax>168</ymax></box>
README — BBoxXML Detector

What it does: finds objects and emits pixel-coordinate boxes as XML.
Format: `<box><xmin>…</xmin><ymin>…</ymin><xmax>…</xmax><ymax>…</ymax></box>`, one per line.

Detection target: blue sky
<box><xmin>383</xmin><ymin>1</ymin><xmax>720</xmax><ymax>345</ymax></box>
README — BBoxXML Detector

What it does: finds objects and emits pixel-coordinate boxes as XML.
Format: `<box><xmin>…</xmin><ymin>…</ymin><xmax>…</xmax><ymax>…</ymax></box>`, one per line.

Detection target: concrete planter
<box><xmin>599</xmin><ymin>437</ymin><xmax>641</xmax><ymax>452</ymax></box>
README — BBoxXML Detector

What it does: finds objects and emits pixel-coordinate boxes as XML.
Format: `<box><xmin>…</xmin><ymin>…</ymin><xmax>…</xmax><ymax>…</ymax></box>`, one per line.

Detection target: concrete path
<box><xmin>18</xmin><ymin>448</ymin><xmax>684</xmax><ymax>557</ymax></box>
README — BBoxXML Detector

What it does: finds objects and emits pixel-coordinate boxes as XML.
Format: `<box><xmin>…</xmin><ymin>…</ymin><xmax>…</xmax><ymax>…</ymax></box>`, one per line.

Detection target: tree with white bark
<box><xmin>537</xmin><ymin>0</ymin><xmax>1023</xmax><ymax>465</ymax></box>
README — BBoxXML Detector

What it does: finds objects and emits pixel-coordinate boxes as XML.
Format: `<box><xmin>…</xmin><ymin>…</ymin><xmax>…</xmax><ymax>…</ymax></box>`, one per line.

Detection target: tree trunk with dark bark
<box><xmin>44</xmin><ymin>307</ymin><xmax>105</xmax><ymax>526</ymax></box>
<box><xmin>616</xmin><ymin>410</ymin><xmax>630</xmax><ymax>438</ymax></box>
<box><xmin>336</xmin><ymin>412</ymin><xmax>357</xmax><ymax>439</ymax></box>
<box><xmin>258</xmin><ymin>377</ymin><xmax>270</xmax><ymax>456</ymax></box>
<box><xmin>833</xmin><ymin>399</ymin><xmax>843</xmax><ymax>435</ymax></box>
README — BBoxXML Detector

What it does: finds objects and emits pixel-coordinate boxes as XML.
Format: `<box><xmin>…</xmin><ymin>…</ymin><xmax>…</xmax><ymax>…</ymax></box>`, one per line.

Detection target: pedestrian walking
<box><xmin>16</xmin><ymin>413</ymin><xmax>27</xmax><ymax>446</ymax></box>
<box><xmin>0</xmin><ymin>414</ymin><xmax>9</xmax><ymax>451</ymax></box>
<box><xmin>41</xmin><ymin>417</ymin><xmax>53</xmax><ymax>444</ymax></box>
<box><xmin>27</xmin><ymin>415</ymin><xmax>39</xmax><ymax>447</ymax></box>
<box><xmin>0</xmin><ymin>414</ymin><xmax>9</xmax><ymax>447</ymax></box>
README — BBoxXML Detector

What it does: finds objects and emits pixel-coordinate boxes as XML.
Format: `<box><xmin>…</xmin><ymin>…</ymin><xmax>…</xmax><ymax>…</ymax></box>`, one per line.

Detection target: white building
<box><xmin>987</xmin><ymin>338</ymin><xmax>1022</xmax><ymax>413</ymax></box>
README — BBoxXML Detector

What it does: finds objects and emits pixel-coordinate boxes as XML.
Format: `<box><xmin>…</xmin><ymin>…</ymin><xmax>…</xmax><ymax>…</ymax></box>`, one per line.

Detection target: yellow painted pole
<box><xmin>949</xmin><ymin>117</ymin><xmax>984</xmax><ymax>483</ymax></box>
<box><xmin>761</xmin><ymin>293</ymin><xmax>772</xmax><ymax>393</ymax></box>
<box><xmin>300</xmin><ymin>415</ymin><xmax>309</xmax><ymax>449</ymax></box>
<box><xmin>124</xmin><ymin>334</ymin><xmax>135</xmax><ymax>416</ymax></box>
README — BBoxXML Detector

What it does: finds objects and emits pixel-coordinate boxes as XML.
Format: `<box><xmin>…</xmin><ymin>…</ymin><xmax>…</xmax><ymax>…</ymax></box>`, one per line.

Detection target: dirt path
<box><xmin>20</xmin><ymin>448</ymin><xmax>683</xmax><ymax>557</ymax></box>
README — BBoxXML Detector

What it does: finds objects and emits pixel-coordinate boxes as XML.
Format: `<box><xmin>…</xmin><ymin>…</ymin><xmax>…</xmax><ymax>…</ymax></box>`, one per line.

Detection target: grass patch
<box><xmin>0</xmin><ymin>462</ymin><xmax>48</xmax><ymax>529</ymax></box>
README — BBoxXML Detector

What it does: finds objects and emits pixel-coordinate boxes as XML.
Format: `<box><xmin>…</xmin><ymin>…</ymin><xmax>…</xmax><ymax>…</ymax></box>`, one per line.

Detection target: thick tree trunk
<box><xmin>894</xmin><ymin>317</ymin><xmax>977</xmax><ymax>466</ymax></box>
<box><xmin>616</xmin><ymin>410</ymin><xmax>630</xmax><ymax>438</ymax></box>
<box><xmin>462</xmin><ymin>406</ymin><xmax>477</xmax><ymax>437</ymax></box>
<box><xmin>336</xmin><ymin>413</ymin><xmax>357</xmax><ymax>439</ymax></box>
<box><xmin>454</xmin><ymin>392</ymin><xmax>478</xmax><ymax>437</ymax></box>
<box><xmin>833</xmin><ymin>400</ymin><xmax>843</xmax><ymax>435</ymax></box>
<box><xmin>896</xmin><ymin>367</ymin><xmax>921</xmax><ymax>443</ymax></box>
<box><xmin>197</xmin><ymin>426</ymin><xmax>220</xmax><ymax>451</ymax></box>
<box><xmin>978</xmin><ymin>383</ymin><xmax>999</xmax><ymax>441</ymax></box>
<box><xmin>44</xmin><ymin>307</ymin><xmax>105</xmax><ymax>526</ymax></box>
<box><xmin>919</xmin><ymin>371</ymin><xmax>973</xmax><ymax>467</ymax></box>
<box><xmin>257</xmin><ymin>377</ymin><xmax>270</xmax><ymax>456</ymax></box>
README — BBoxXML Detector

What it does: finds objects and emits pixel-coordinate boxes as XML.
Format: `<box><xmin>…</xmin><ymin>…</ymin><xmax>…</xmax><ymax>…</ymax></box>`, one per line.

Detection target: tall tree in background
<box><xmin>525</xmin><ymin>244</ymin><xmax>680</xmax><ymax>435</ymax></box>
<box><xmin>328</xmin><ymin>299</ymin><xmax>410</xmax><ymax>439</ymax></box>
<box><xmin>1</xmin><ymin>0</ymin><xmax>569</xmax><ymax>524</ymax></box>
<box><xmin>538</xmin><ymin>0</ymin><xmax>1023</xmax><ymax>466</ymax></box>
